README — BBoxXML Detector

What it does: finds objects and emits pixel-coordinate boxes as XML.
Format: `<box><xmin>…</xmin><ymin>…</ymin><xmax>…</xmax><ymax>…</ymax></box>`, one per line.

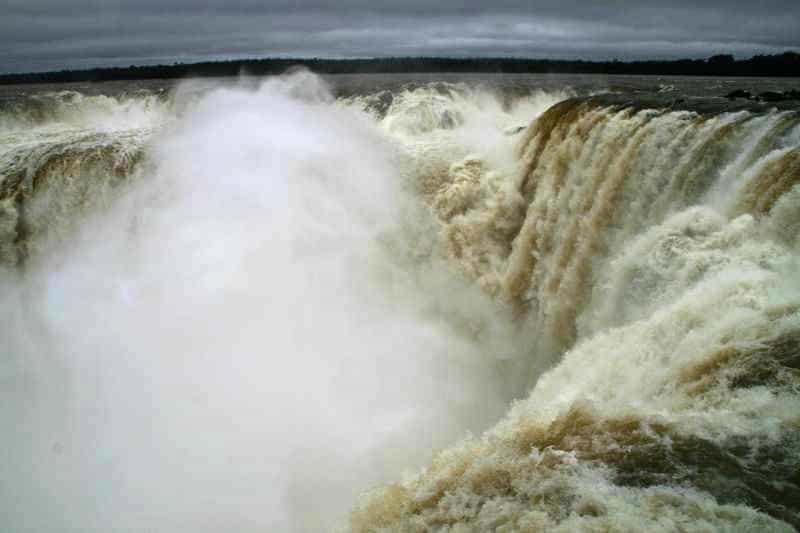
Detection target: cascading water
<box><xmin>0</xmin><ymin>89</ymin><xmax>168</xmax><ymax>263</ymax></box>
<box><xmin>0</xmin><ymin>72</ymin><xmax>798</xmax><ymax>532</ymax></box>
<box><xmin>353</xmin><ymin>92</ymin><xmax>800</xmax><ymax>532</ymax></box>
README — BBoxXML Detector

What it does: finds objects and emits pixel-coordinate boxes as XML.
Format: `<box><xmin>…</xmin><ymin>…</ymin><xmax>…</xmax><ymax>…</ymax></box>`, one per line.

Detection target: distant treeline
<box><xmin>1</xmin><ymin>53</ymin><xmax>799</xmax><ymax>85</ymax></box>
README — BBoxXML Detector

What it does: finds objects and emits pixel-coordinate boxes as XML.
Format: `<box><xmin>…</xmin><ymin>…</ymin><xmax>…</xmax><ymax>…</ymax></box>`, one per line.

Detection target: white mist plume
<box><xmin>0</xmin><ymin>71</ymin><xmax>525</xmax><ymax>532</ymax></box>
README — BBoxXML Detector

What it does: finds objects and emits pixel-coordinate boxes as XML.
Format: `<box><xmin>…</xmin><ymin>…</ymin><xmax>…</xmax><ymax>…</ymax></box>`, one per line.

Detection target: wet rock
<box><xmin>758</xmin><ymin>90</ymin><xmax>800</xmax><ymax>102</ymax></box>
<box><xmin>370</xmin><ymin>90</ymin><xmax>394</xmax><ymax>117</ymax></box>
<box><xmin>504</xmin><ymin>125</ymin><xmax>527</xmax><ymax>136</ymax></box>
<box><xmin>760</xmin><ymin>91</ymin><xmax>787</xmax><ymax>102</ymax></box>
<box><xmin>439</xmin><ymin>109</ymin><xmax>462</xmax><ymax>129</ymax></box>
<box><xmin>725</xmin><ymin>89</ymin><xmax>752</xmax><ymax>100</ymax></box>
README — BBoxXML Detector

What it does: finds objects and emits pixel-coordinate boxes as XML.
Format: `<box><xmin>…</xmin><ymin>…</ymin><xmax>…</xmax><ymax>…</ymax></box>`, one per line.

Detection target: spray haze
<box><xmin>0</xmin><ymin>72</ymin><xmax>526</xmax><ymax>532</ymax></box>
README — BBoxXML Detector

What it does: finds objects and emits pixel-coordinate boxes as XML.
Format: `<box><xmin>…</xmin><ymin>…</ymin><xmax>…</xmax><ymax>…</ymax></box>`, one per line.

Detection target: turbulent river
<box><xmin>1</xmin><ymin>72</ymin><xmax>799</xmax><ymax>532</ymax></box>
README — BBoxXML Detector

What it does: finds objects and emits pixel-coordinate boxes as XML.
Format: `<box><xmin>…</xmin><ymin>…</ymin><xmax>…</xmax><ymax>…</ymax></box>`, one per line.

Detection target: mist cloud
<box><xmin>0</xmin><ymin>72</ymin><xmax>531</xmax><ymax>532</ymax></box>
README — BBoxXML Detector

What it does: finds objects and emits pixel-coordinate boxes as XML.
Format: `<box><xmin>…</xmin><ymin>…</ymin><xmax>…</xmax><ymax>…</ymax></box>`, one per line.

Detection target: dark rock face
<box><xmin>760</xmin><ymin>91</ymin><xmax>787</xmax><ymax>102</ymax></box>
<box><xmin>757</xmin><ymin>90</ymin><xmax>800</xmax><ymax>102</ymax></box>
<box><xmin>726</xmin><ymin>89</ymin><xmax>752</xmax><ymax>100</ymax></box>
<box><xmin>723</xmin><ymin>89</ymin><xmax>800</xmax><ymax>103</ymax></box>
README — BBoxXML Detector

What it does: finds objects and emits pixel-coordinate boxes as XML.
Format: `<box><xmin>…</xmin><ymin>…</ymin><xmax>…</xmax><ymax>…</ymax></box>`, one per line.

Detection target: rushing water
<box><xmin>1</xmin><ymin>72</ymin><xmax>799</xmax><ymax>532</ymax></box>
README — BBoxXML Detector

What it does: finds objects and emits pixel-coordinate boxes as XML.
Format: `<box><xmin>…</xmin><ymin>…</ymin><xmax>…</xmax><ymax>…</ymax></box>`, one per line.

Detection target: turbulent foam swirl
<box><xmin>0</xmin><ymin>73</ymin><xmax>799</xmax><ymax>532</ymax></box>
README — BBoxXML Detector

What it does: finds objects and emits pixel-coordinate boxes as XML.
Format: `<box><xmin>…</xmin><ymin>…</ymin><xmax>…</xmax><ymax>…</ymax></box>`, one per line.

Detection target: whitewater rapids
<box><xmin>0</xmin><ymin>72</ymin><xmax>798</xmax><ymax>532</ymax></box>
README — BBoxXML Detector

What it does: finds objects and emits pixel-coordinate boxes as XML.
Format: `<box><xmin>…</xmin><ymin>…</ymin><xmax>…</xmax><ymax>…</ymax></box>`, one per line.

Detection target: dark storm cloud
<box><xmin>2</xmin><ymin>0</ymin><xmax>799</xmax><ymax>73</ymax></box>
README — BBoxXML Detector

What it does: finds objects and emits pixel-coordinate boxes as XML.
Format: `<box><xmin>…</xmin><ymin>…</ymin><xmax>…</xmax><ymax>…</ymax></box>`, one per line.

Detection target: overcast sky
<box><xmin>2</xmin><ymin>0</ymin><xmax>799</xmax><ymax>74</ymax></box>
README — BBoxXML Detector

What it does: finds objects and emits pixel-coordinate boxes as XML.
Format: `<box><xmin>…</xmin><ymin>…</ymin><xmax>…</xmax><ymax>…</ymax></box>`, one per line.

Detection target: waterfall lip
<box><xmin>581</xmin><ymin>93</ymin><xmax>800</xmax><ymax>115</ymax></box>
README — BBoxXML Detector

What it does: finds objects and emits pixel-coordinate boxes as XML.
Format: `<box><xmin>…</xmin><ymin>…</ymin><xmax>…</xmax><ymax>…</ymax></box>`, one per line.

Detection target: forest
<box><xmin>1</xmin><ymin>52</ymin><xmax>798</xmax><ymax>85</ymax></box>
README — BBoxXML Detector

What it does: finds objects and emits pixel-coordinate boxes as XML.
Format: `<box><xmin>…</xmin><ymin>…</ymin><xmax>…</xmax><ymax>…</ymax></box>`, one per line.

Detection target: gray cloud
<box><xmin>2</xmin><ymin>1</ymin><xmax>799</xmax><ymax>73</ymax></box>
